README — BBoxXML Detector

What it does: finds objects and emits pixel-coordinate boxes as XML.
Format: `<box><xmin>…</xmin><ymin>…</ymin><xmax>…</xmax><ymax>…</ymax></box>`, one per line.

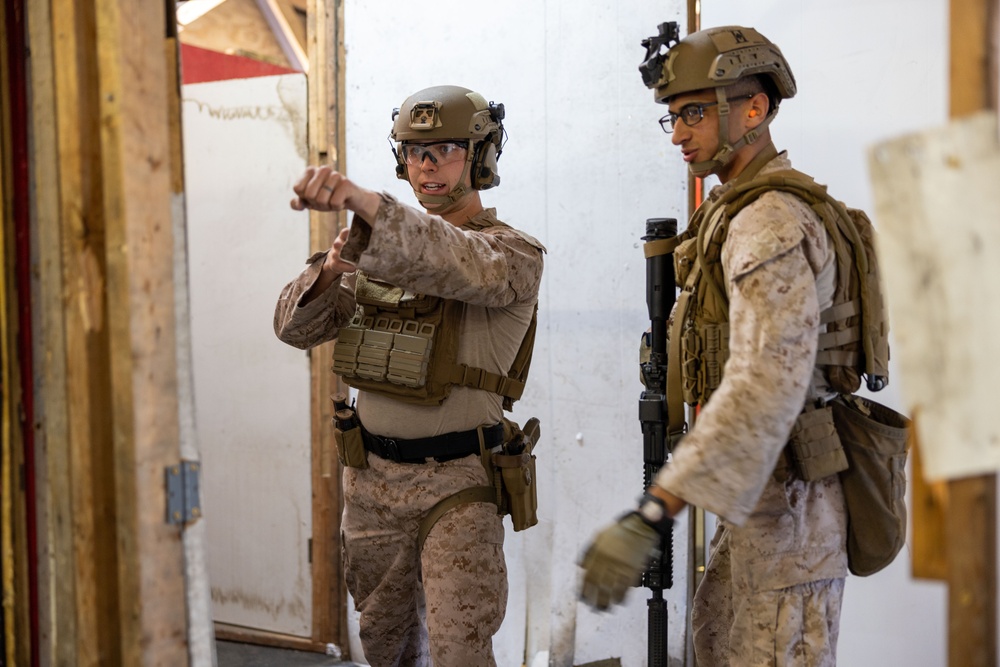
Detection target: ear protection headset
<box><xmin>469</xmin><ymin>102</ymin><xmax>505</xmax><ymax>190</ymax></box>
<box><xmin>389</xmin><ymin>87</ymin><xmax>507</xmax><ymax>211</ymax></box>
<box><xmin>390</xmin><ymin>102</ymin><xmax>506</xmax><ymax>189</ymax></box>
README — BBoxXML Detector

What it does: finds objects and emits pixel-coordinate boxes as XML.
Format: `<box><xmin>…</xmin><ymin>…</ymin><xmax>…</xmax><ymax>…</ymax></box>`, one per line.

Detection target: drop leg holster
<box><xmin>416</xmin><ymin>417</ymin><xmax>541</xmax><ymax>554</ymax></box>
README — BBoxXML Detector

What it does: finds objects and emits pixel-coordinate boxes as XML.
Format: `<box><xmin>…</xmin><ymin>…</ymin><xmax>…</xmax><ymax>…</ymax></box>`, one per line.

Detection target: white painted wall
<box><xmin>345</xmin><ymin>3</ymin><xmax>687</xmax><ymax>665</ymax></box>
<box><xmin>341</xmin><ymin>1</ymin><xmax>953</xmax><ymax>666</ymax></box>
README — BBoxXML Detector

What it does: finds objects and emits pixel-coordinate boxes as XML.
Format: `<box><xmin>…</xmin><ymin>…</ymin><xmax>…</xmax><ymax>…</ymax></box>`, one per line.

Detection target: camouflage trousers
<box><xmin>342</xmin><ymin>452</ymin><xmax>507</xmax><ymax>667</ymax></box>
<box><xmin>692</xmin><ymin>474</ymin><xmax>848</xmax><ymax>666</ymax></box>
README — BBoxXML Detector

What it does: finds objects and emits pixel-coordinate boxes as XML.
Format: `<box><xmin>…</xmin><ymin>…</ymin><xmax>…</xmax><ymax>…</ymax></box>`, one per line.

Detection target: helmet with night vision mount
<box><xmin>639</xmin><ymin>23</ymin><xmax>796</xmax><ymax>175</ymax></box>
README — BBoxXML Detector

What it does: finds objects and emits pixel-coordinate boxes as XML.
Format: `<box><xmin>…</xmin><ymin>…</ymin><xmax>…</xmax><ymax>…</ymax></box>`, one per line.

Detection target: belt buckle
<box><xmin>382</xmin><ymin>437</ymin><xmax>401</xmax><ymax>462</ymax></box>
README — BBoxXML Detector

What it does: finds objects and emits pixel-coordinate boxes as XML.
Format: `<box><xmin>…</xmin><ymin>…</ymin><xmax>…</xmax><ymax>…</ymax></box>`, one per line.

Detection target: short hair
<box><xmin>725</xmin><ymin>74</ymin><xmax>780</xmax><ymax>114</ymax></box>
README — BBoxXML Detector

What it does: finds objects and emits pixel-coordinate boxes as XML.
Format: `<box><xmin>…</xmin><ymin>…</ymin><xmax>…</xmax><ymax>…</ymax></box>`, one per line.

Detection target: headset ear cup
<box><xmin>472</xmin><ymin>141</ymin><xmax>500</xmax><ymax>190</ymax></box>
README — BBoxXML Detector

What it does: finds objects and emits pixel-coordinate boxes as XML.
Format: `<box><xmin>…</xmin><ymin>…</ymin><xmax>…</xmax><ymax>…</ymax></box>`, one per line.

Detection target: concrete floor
<box><xmin>215</xmin><ymin>640</ymin><xmax>361</xmax><ymax>667</ymax></box>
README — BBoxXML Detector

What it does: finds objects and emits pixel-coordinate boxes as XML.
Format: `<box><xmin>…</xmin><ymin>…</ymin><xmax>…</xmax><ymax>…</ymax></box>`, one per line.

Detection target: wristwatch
<box><xmin>637</xmin><ymin>492</ymin><xmax>674</xmax><ymax>538</ymax></box>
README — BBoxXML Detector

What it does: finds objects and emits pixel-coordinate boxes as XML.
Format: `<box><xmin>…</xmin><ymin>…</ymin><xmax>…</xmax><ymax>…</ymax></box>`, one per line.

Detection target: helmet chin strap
<box><xmin>409</xmin><ymin>154</ymin><xmax>475</xmax><ymax>214</ymax></box>
<box><xmin>688</xmin><ymin>88</ymin><xmax>778</xmax><ymax>177</ymax></box>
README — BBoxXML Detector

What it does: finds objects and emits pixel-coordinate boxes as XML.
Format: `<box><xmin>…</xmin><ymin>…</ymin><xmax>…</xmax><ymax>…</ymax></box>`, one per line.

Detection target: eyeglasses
<box><xmin>399</xmin><ymin>141</ymin><xmax>468</xmax><ymax>166</ymax></box>
<box><xmin>659</xmin><ymin>102</ymin><xmax>719</xmax><ymax>134</ymax></box>
<box><xmin>659</xmin><ymin>95</ymin><xmax>755</xmax><ymax>133</ymax></box>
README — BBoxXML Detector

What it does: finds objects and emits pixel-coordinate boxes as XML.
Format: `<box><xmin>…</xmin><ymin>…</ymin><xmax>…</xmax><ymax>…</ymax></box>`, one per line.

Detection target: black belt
<box><xmin>361</xmin><ymin>423</ymin><xmax>505</xmax><ymax>463</ymax></box>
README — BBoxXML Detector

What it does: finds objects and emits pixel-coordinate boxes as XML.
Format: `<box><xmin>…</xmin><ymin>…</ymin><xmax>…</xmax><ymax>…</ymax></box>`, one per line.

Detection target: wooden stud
<box><xmin>306</xmin><ymin>0</ymin><xmax>348</xmax><ymax>653</ymax></box>
<box><xmin>47</xmin><ymin>0</ymin><xmax>121</xmax><ymax>662</ymax></box>
<box><xmin>93</xmin><ymin>0</ymin><xmax>189</xmax><ymax>662</ymax></box>
<box><xmin>0</xmin><ymin>6</ymin><xmax>20</xmax><ymax>666</ymax></box>
<box><xmin>25</xmin><ymin>0</ymin><xmax>80</xmax><ymax>662</ymax></box>
<box><xmin>946</xmin><ymin>0</ymin><xmax>998</xmax><ymax>665</ymax></box>
<box><xmin>909</xmin><ymin>419</ymin><xmax>949</xmax><ymax>580</ymax></box>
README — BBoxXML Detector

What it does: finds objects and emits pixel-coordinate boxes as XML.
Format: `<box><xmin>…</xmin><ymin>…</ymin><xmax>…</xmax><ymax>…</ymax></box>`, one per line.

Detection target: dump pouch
<box><xmin>787</xmin><ymin>403</ymin><xmax>848</xmax><ymax>481</ymax></box>
<box><xmin>832</xmin><ymin>394</ymin><xmax>910</xmax><ymax>576</ymax></box>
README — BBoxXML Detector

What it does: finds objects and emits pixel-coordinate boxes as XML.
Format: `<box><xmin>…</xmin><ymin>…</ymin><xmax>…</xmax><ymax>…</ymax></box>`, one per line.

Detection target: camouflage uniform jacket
<box><xmin>655</xmin><ymin>151</ymin><xmax>848</xmax><ymax>583</ymax></box>
<box><xmin>274</xmin><ymin>193</ymin><xmax>545</xmax><ymax>439</ymax></box>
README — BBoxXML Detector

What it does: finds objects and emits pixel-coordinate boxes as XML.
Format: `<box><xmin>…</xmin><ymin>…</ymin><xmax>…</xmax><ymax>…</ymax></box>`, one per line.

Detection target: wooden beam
<box><xmin>0</xmin><ymin>4</ymin><xmax>26</xmax><ymax>665</ymax></box>
<box><xmin>257</xmin><ymin>0</ymin><xmax>308</xmax><ymax>72</ymax></box>
<box><xmin>307</xmin><ymin>0</ymin><xmax>348</xmax><ymax>654</ymax></box>
<box><xmin>947</xmin><ymin>0</ymin><xmax>998</xmax><ymax>665</ymax></box>
<box><xmin>93</xmin><ymin>0</ymin><xmax>189</xmax><ymax>662</ymax></box>
<box><xmin>910</xmin><ymin>419</ymin><xmax>949</xmax><ymax>580</ymax></box>
<box><xmin>25</xmin><ymin>0</ymin><xmax>80</xmax><ymax>663</ymax></box>
<box><xmin>47</xmin><ymin>0</ymin><xmax>121</xmax><ymax>663</ymax></box>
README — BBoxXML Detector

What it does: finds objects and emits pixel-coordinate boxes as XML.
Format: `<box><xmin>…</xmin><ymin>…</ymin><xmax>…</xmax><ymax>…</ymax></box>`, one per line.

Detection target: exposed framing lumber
<box><xmin>946</xmin><ymin>0</ymin><xmax>999</xmax><ymax>665</ymax></box>
<box><xmin>257</xmin><ymin>0</ymin><xmax>308</xmax><ymax>72</ymax></box>
<box><xmin>306</xmin><ymin>0</ymin><xmax>349</xmax><ymax>654</ymax></box>
<box><xmin>24</xmin><ymin>0</ymin><xmax>192</xmax><ymax>663</ymax></box>
<box><xmin>910</xmin><ymin>423</ymin><xmax>949</xmax><ymax>580</ymax></box>
<box><xmin>94</xmin><ymin>0</ymin><xmax>189</xmax><ymax>662</ymax></box>
<box><xmin>0</xmin><ymin>5</ymin><xmax>26</xmax><ymax>665</ymax></box>
<box><xmin>49</xmin><ymin>0</ymin><xmax>118</xmax><ymax>661</ymax></box>
<box><xmin>25</xmin><ymin>0</ymin><xmax>79</xmax><ymax>664</ymax></box>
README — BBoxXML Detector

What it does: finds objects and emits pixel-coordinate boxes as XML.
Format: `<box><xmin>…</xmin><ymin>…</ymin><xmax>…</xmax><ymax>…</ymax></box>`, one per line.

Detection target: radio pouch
<box><xmin>788</xmin><ymin>403</ymin><xmax>849</xmax><ymax>481</ymax></box>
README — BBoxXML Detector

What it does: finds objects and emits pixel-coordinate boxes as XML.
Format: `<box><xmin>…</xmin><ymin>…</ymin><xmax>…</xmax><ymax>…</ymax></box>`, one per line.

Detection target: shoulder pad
<box><xmin>724</xmin><ymin>191</ymin><xmax>811</xmax><ymax>281</ymax></box>
<box><xmin>482</xmin><ymin>221</ymin><xmax>547</xmax><ymax>254</ymax></box>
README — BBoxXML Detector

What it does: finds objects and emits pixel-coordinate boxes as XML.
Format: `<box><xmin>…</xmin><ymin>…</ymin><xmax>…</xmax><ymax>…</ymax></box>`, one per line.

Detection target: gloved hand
<box><xmin>578</xmin><ymin>512</ymin><xmax>659</xmax><ymax>611</ymax></box>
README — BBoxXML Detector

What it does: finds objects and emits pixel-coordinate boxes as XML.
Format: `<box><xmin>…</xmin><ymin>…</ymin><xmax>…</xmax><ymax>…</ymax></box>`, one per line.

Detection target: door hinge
<box><xmin>165</xmin><ymin>460</ymin><xmax>202</xmax><ymax>525</ymax></box>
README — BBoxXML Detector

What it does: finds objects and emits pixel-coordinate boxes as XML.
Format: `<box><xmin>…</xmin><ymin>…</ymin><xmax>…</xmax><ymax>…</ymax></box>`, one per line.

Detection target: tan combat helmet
<box><xmin>639</xmin><ymin>22</ymin><xmax>796</xmax><ymax>176</ymax></box>
<box><xmin>390</xmin><ymin>85</ymin><xmax>505</xmax><ymax>209</ymax></box>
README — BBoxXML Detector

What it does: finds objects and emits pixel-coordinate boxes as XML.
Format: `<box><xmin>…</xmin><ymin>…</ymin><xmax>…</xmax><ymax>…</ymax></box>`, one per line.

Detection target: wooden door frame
<box><xmin>18</xmin><ymin>0</ymin><xmax>192</xmax><ymax>664</ymax></box>
<box><xmin>213</xmin><ymin>0</ymin><xmax>350</xmax><ymax>655</ymax></box>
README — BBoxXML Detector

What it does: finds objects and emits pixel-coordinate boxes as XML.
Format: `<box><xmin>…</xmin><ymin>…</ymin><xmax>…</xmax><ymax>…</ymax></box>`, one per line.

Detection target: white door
<box><xmin>182</xmin><ymin>73</ymin><xmax>313</xmax><ymax>637</ymax></box>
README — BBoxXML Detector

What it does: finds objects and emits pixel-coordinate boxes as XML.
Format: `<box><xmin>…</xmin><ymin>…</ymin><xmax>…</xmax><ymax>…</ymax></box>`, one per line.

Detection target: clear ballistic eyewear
<box><xmin>400</xmin><ymin>141</ymin><xmax>468</xmax><ymax>166</ymax></box>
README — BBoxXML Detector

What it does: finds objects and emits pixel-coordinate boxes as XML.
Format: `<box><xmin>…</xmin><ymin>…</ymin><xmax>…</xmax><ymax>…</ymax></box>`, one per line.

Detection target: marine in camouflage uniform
<box><xmin>274</xmin><ymin>86</ymin><xmax>544</xmax><ymax>667</ymax></box>
<box><xmin>580</xmin><ymin>25</ymin><xmax>848</xmax><ymax>666</ymax></box>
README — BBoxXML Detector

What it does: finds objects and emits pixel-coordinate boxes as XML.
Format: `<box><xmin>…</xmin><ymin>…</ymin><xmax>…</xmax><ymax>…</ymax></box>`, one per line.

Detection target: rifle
<box><xmin>638</xmin><ymin>217</ymin><xmax>678</xmax><ymax>667</ymax></box>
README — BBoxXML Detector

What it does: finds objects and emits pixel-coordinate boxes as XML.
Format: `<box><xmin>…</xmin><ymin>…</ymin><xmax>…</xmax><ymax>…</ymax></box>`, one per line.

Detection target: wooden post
<box><xmin>946</xmin><ymin>0</ymin><xmax>999</xmax><ymax>665</ymax></box>
<box><xmin>306</xmin><ymin>0</ymin><xmax>349</xmax><ymax>654</ymax></box>
<box><xmin>910</xmin><ymin>419</ymin><xmax>949</xmax><ymax>580</ymax></box>
<box><xmin>94</xmin><ymin>0</ymin><xmax>189</xmax><ymax>661</ymax></box>
<box><xmin>24</xmin><ymin>0</ymin><xmax>79</xmax><ymax>663</ymax></box>
<box><xmin>22</xmin><ymin>0</ymin><xmax>191</xmax><ymax>663</ymax></box>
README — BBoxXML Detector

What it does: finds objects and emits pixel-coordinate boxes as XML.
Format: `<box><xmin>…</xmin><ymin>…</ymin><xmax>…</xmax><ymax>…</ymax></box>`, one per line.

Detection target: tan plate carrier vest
<box><xmin>655</xmin><ymin>168</ymin><xmax>890</xmax><ymax>448</ymax></box>
<box><xmin>330</xmin><ymin>212</ymin><xmax>544</xmax><ymax>548</ymax></box>
<box><xmin>331</xmin><ymin>213</ymin><xmax>539</xmax><ymax>411</ymax></box>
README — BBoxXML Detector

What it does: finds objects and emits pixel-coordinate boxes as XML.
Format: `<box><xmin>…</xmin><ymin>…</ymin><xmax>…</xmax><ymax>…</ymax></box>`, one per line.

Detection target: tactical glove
<box><xmin>578</xmin><ymin>494</ymin><xmax>673</xmax><ymax>611</ymax></box>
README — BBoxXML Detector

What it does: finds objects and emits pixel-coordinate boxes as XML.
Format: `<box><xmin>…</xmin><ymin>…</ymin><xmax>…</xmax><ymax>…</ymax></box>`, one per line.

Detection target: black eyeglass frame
<box><xmin>658</xmin><ymin>94</ymin><xmax>757</xmax><ymax>134</ymax></box>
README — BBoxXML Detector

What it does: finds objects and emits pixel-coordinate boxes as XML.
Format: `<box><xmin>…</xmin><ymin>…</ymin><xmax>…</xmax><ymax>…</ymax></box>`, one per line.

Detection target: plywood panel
<box><xmin>182</xmin><ymin>73</ymin><xmax>312</xmax><ymax>637</ymax></box>
<box><xmin>180</xmin><ymin>0</ymin><xmax>290</xmax><ymax>67</ymax></box>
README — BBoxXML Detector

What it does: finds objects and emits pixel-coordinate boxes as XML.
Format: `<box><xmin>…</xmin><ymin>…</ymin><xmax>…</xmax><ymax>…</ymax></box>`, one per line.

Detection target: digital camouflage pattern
<box><xmin>342</xmin><ymin>454</ymin><xmax>507</xmax><ymax>666</ymax></box>
<box><xmin>274</xmin><ymin>195</ymin><xmax>543</xmax><ymax>666</ymax></box>
<box><xmin>275</xmin><ymin>194</ymin><xmax>545</xmax><ymax>438</ymax></box>
<box><xmin>655</xmin><ymin>152</ymin><xmax>848</xmax><ymax>666</ymax></box>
